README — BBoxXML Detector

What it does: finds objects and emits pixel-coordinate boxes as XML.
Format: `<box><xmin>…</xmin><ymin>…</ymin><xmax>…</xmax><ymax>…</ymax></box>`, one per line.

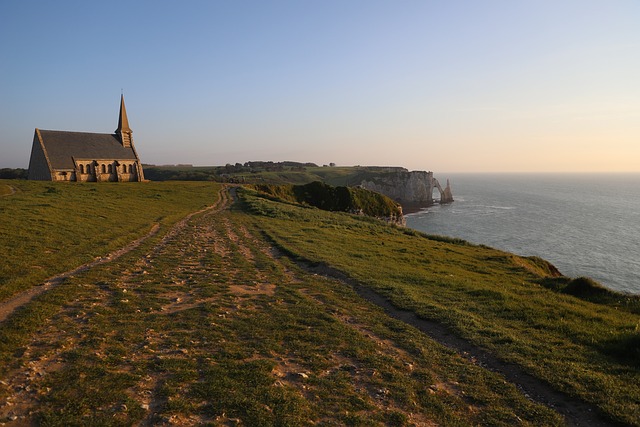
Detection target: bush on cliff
<box><xmin>249</xmin><ymin>181</ymin><xmax>403</xmax><ymax>221</ymax></box>
<box><xmin>602</xmin><ymin>331</ymin><xmax>640</xmax><ymax>366</ymax></box>
<box><xmin>563</xmin><ymin>276</ymin><xmax>612</xmax><ymax>298</ymax></box>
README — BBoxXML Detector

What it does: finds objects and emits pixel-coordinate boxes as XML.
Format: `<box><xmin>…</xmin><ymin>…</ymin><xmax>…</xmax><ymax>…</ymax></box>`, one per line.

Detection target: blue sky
<box><xmin>1</xmin><ymin>1</ymin><xmax>639</xmax><ymax>172</ymax></box>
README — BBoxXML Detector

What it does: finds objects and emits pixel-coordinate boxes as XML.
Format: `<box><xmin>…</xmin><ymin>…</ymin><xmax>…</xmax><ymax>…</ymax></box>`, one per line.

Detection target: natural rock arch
<box><xmin>432</xmin><ymin>178</ymin><xmax>454</xmax><ymax>204</ymax></box>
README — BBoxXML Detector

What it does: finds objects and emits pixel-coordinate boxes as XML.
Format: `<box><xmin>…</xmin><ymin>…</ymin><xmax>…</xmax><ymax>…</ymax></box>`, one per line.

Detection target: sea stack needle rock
<box><xmin>360</xmin><ymin>170</ymin><xmax>453</xmax><ymax>209</ymax></box>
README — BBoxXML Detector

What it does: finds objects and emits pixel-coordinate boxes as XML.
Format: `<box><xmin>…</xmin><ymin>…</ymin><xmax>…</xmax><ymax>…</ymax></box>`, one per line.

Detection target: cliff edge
<box><xmin>359</xmin><ymin>170</ymin><xmax>453</xmax><ymax>209</ymax></box>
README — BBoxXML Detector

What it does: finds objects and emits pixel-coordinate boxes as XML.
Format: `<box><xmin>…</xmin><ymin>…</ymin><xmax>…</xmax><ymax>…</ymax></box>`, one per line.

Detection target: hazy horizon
<box><xmin>1</xmin><ymin>1</ymin><xmax>639</xmax><ymax>173</ymax></box>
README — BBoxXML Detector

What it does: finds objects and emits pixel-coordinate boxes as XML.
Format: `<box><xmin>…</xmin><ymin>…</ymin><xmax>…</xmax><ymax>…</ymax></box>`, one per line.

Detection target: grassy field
<box><xmin>143</xmin><ymin>163</ymin><xmax>418</xmax><ymax>187</ymax></box>
<box><xmin>245</xmin><ymin>166</ymin><xmax>393</xmax><ymax>186</ymax></box>
<box><xmin>0</xmin><ymin>184</ymin><xmax>567</xmax><ymax>425</ymax></box>
<box><xmin>240</xmin><ymin>188</ymin><xmax>640</xmax><ymax>425</ymax></box>
<box><xmin>1</xmin><ymin>182</ymin><xmax>638</xmax><ymax>425</ymax></box>
<box><xmin>0</xmin><ymin>180</ymin><xmax>220</xmax><ymax>302</ymax></box>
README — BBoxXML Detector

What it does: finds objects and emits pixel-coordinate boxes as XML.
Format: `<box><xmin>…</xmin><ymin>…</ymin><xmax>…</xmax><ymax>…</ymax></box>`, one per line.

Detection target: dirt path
<box><xmin>0</xmin><ymin>186</ymin><xmax>620</xmax><ymax>426</ymax></box>
<box><xmin>0</xmin><ymin>185</ymin><xmax>229</xmax><ymax>324</ymax></box>
<box><xmin>0</xmin><ymin>185</ymin><xmax>16</xmax><ymax>197</ymax></box>
<box><xmin>289</xmin><ymin>260</ymin><xmax>618</xmax><ymax>427</ymax></box>
<box><xmin>228</xmin><ymin>189</ymin><xmax>617</xmax><ymax>426</ymax></box>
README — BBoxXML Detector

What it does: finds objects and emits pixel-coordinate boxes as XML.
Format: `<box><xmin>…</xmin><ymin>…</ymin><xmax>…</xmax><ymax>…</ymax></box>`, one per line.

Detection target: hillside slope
<box><xmin>240</xmin><ymin>188</ymin><xmax>640</xmax><ymax>426</ymax></box>
<box><xmin>249</xmin><ymin>181</ymin><xmax>404</xmax><ymax>224</ymax></box>
<box><xmin>0</xmin><ymin>183</ymin><xmax>637</xmax><ymax>425</ymax></box>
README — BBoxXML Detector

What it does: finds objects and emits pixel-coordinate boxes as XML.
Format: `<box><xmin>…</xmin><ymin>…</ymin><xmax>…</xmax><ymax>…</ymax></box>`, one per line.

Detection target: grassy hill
<box><xmin>0</xmin><ymin>181</ymin><xmax>638</xmax><ymax>425</ymax></box>
<box><xmin>249</xmin><ymin>181</ymin><xmax>404</xmax><ymax>222</ymax></box>
<box><xmin>240</xmin><ymin>188</ymin><xmax>640</xmax><ymax>425</ymax></box>
<box><xmin>143</xmin><ymin>163</ymin><xmax>410</xmax><ymax>186</ymax></box>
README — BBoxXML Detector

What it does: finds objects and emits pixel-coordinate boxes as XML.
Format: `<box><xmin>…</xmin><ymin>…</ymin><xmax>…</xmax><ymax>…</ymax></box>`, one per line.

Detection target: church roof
<box><xmin>38</xmin><ymin>129</ymin><xmax>138</xmax><ymax>170</ymax></box>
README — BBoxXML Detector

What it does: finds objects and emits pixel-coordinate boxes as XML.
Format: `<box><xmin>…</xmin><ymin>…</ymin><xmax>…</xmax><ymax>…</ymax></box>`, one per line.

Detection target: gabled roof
<box><xmin>38</xmin><ymin>129</ymin><xmax>138</xmax><ymax>170</ymax></box>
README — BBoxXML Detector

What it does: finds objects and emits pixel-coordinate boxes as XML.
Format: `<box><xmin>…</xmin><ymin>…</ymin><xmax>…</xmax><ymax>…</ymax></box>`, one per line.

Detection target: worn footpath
<box><xmin>0</xmin><ymin>188</ymin><xmax>598</xmax><ymax>425</ymax></box>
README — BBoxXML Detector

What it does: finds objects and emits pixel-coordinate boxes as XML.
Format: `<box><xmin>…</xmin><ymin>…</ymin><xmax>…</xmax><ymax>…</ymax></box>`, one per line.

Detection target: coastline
<box><xmin>404</xmin><ymin>173</ymin><xmax>640</xmax><ymax>295</ymax></box>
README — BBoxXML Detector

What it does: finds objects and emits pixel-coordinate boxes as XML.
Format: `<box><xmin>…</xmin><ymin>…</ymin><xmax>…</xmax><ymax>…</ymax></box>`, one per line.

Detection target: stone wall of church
<box><xmin>54</xmin><ymin>171</ymin><xmax>75</xmax><ymax>181</ymax></box>
<box><xmin>73</xmin><ymin>160</ymin><xmax>140</xmax><ymax>182</ymax></box>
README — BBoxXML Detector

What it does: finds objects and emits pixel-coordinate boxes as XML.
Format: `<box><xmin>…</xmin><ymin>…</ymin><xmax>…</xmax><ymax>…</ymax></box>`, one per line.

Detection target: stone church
<box><xmin>28</xmin><ymin>95</ymin><xmax>145</xmax><ymax>182</ymax></box>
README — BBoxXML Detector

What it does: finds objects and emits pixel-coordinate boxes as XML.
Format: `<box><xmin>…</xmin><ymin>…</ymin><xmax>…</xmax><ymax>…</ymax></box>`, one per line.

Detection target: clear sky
<box><xmin>1</xmin><ymin>1</ymin><xmax>638</xmax><ymax>172</ymax></box>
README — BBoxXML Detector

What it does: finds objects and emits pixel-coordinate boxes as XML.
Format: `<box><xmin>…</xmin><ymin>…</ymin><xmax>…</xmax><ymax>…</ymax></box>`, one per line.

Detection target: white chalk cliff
<box><xmin>360</xmin><ymin>170</ymin><xmax>453</xmax><ymax>207</ymax></box>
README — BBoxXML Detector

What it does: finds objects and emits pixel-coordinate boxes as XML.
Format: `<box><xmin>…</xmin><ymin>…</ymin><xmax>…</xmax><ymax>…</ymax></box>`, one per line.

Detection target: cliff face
<box><xmin>360</xmin><ymin>170</ymin><xmax>453</xmax><ymax>208</ymax></box>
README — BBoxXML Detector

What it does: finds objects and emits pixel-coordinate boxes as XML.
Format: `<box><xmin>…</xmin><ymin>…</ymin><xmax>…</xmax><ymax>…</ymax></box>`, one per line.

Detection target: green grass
<box><xmin>248</xmin><ymin>182</ymin><xmax>403</xmax><ymax>219</ymax></box>
<box><xmin>1</xmin><ymin>183</ymin><xmax>637</xmax><ymax>425</ymax></box>
<box><xmin>0</xmin><ymin>180</ymin><xmax>220</xmax><ymax>301</ymax></box>
<box><xmin>239</xmin><ymin>188</ymin><xmax>640</xmax><ymax>425</ymax></box>
<box><xmin>241</xmin><ymin>165</ymin><xmax>412</xmax><ymax>187</ymax></box>
<box><xmin>0</xmin><ymin>185</ymin><xmax>565</xmax><ymax>426</ymax></box>
<box><xmin>143</xmin><ymin>163</ymin><xmax>415</xmax><ymax>187</ymax></box>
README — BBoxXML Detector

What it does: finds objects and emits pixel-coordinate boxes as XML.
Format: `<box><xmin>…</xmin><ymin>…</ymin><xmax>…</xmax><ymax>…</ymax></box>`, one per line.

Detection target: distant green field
<box><xmin>0</xmin><ymin>180</ymin><xmax>220</xmax><ymax>301</ymax></box>
<box><xmin>240</xmin><ymin>189</ymin><xmax>640</xmax><ymax>425</ymax></box>
<box><xmin>143</xmin><ymin>163</ymin><xmax>412</xmax><ymax>186</ymax></box>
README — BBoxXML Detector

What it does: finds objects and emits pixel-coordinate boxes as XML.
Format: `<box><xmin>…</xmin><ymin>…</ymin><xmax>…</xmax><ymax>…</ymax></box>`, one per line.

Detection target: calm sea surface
<box><xmin>405</xmin><ymin>174</ymin><xmax>640</xmax><ymax>294</ymax></box>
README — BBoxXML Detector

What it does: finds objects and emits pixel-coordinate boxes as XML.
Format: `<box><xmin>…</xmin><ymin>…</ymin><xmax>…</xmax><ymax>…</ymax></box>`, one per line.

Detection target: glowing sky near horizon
<box><xmin>1</xmin><ymin>1</ymin><xmax>639</xmax><ymax>173</ymax></box>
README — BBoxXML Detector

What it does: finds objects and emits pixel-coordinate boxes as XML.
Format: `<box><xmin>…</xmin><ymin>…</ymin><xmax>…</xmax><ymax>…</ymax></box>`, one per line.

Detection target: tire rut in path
<box><xmin>0</xmin><ymin>185</ymin><xmax>230</xmax><ymax>324</ymax></box>
<box><xmin>3</xmin><ymin>186</ymin><xmax>622</xmax><ymax>426</ymax></box>
<box><xmin>291</xmin><ymin>261</ymin><xmax>620</xmax><ymax>427</ymax></box>
<box><xmin>1</xmin><ymin>185</ymin><xmax>17</xmax><ymax>197</ymax></box>
<box><xmin>227</xmin><ymin>188</ymin><xmax>617</xmax><ymax>425</ymax></box>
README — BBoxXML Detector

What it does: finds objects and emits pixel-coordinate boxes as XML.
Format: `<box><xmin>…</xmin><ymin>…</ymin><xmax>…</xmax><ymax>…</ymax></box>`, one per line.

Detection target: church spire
<box><xmin>116</xmin><ymin>94</ymin><xmax>132</xmax><ymax>147</ymax></box>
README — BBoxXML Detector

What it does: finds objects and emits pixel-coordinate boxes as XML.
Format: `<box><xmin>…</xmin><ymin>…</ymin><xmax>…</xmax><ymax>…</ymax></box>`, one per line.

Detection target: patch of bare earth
<box><xmin>228</xmin><ymin>283</ymin><xmax>276</xmax><ymax>297</ymax></box>
<box><xmin>0</xmin><ymin>287</ymin><xmax>113</xmax><ymax>422</ymax></box>
<box><xmin>297</xmin><ymin>289</ymin><xmax>439</xmax><ymax>426</ymax></box>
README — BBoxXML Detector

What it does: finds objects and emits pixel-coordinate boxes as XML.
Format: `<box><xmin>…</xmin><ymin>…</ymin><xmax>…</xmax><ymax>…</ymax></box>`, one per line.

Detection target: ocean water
<box><xmin>405</xmin><ymin>174</ymin><xmax>640</xmax><ymax>294</ymax></box>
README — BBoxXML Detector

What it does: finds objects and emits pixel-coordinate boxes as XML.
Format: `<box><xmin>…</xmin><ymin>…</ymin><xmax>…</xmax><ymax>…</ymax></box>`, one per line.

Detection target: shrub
<box><xmin>248</xmin><ymin>182</ymin><xmax>403</xmax><ymax>220</ymax></box>
<box><xmin>563</xmin><ymin>277</ymin><xmax>613</xmax><ymax>298</ymax></box>
<box><xmin>0</xmin><ymin>168</ymin><xmax>27</xmax><ymax>179</ymax></box>
<box><xmin>601</xmin><ymin>331</ymin><xmax>640</xmax><ymax>366</ymax></box>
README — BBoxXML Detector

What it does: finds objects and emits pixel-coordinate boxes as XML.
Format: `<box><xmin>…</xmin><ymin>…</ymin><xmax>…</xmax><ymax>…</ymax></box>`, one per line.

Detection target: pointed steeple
<box><xmin>116</xmin><ymin>94</ymin><xmax>132</xmax><ymax>147</ymax></box>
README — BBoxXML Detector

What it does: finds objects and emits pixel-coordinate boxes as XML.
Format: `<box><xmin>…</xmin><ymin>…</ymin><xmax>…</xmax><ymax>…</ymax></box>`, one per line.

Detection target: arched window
<box><xmin>108</xmin><ymin>164</ymin><xmax>113</xmax><ymax>173</ymax></box>
<box><xmin>101</xmin><ymin>164</ymin><xmax>106</xmax><ymax>174</ymax></box>
<box><xmin>79</xmin><ymin>164</ymin><xmax>84</xmax><ymax>174</ymax></box>
<box><xmin>129</xmin><ymin>164</ymin><xmax>134</xmax><ymax>173</ymax></box>
<box><xmin>122</xmin><ymin>164</ymin><xmax>127</xmax><ymax>173</ymax></box>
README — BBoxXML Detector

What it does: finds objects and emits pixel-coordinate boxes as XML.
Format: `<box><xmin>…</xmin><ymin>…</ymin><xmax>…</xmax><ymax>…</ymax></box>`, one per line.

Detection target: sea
<box><xmin>405</xmin><ymin>173</ymin><xmax>640</xmax><ymax>295</ymax></box>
